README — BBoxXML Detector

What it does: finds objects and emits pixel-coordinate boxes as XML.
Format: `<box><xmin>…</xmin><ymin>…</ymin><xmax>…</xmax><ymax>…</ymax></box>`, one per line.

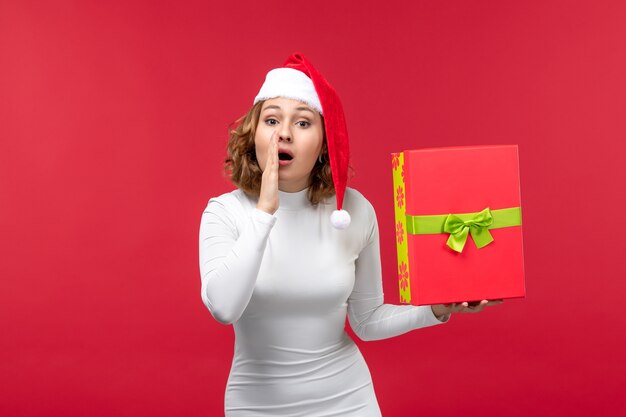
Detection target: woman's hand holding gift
<box><xmin>431</xmin><ymin>299</ymin><xmax>503</xmax><ymax>321</ymax></box>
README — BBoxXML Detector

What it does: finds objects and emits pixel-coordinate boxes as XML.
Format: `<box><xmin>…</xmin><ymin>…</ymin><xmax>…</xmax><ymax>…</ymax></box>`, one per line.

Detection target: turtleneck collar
<box><xmin>277</xmin><ymin>188</ymin><xmax>310</xmax><ymax>210</ymax></box>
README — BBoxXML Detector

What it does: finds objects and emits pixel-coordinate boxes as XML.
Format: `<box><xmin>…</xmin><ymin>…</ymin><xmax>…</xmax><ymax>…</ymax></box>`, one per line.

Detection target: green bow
<box><xmin>443</xmin><ymin>208</ymin><xmax>494</xmax><ymax>252</ymax></box>
<box><xmin>405</xmin><ymin>206</ymin><xmax>522</xmax><ymax>254</ymax></box>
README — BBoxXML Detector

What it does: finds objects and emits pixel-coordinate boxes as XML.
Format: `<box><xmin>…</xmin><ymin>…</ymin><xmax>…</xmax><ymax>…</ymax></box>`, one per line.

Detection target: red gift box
<box><xmin>391</xmin><ymin>145</ymin><xmax>526</xmax><ymax>305</ymax></box>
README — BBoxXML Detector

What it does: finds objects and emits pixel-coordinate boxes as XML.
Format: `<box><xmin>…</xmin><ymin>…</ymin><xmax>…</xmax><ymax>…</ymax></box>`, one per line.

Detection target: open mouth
<box><xmin>278</xmin><ymin>151</ymin><xmax>293</xmax><ymax>161</ymax></box>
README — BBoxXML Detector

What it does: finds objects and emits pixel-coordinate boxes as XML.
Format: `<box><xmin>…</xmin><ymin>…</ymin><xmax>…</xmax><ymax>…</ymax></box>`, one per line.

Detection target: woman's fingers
<box><xmin>257</xmin><ymin>132</ymin><xmax>280</xmax><ymax>214</ymax></box>
<box><xmin>268</xmin><ymin>132</ymin><xmax>279</xmax><ymax>188</ymax></box>
<box><xmin>268</xmin><ymin>131</ymin><xmax>279</xmax><ymax>173</ymax></box>
<box><xmin>468</xmin><ymin>300</ymin><xmax>489</xmax><ymax>313</ymax></box>
<box><xmin>262</xmin><ymin>132</ymin><xmax>278</xmax><ymax>178</ymax></box>
<box><xmin>461</xmin><ymin>299</ymin><xmax>502</xmax><ymax>313</ymax></box>
<box><xmin>440</xmin><ymin>298</ymin><xmax>503</xmax><ymax>315</ymax></box>
<box><xmin>447</xmin><ymin>302</ymin><xmax>466</xmax><ymax>313</ymax></box>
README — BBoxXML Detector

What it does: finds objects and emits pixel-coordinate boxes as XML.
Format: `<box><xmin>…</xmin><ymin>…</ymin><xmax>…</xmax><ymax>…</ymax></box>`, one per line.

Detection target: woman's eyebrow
<box><xmin>262</xmin><ymin>105</ymin><xmax>314</xmax><ymax>114</ymax></box>
<box><xmin>295</xmin><ymin>106</ymin><xmax>315</xmax><ymax>114</ymax></box>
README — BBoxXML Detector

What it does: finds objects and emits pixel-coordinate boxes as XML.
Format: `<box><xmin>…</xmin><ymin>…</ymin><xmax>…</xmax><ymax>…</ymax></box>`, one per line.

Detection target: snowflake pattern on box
<box><xmin>392</xmin><ymin>152</ymin><xmax>411</xmax><ymax>303</ymax></box>
<box><xmin>398</xmin><ymin>262</ymin><xmax>409</xmax><ymax>291</ymax></box>
<box><xmin>395</xmin><ymin>186</ymin><xmax>405</xmax><ymax>209</ymax></box>
<box><xmin>395</xmin><ymin>221</ymin><xmax>404</xmax><ymax>245</ymax></box>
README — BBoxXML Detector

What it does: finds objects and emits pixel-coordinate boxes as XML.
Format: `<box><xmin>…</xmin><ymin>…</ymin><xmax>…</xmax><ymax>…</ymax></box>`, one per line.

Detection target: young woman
<box><xmin>199</xmin><ymin>53</ymin><xmax>501</xmax><ymax>416</ymax></box>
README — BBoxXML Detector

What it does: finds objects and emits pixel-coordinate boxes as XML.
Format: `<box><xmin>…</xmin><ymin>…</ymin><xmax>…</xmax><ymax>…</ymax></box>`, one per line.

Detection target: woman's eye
<box><xmin>265</xmin><ymin>118</ymin><xmax>278</xmax><ymax>126</ymax></box>
<box><xmin>296</xmin><ymin>121</ymin><xmax>311</xmax><ymax>128</ymax></box>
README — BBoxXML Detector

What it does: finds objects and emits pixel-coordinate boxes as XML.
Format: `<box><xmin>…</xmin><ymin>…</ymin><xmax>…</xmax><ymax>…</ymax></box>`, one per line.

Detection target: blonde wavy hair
<box><xmin>225</xmin><ymin>100</ymin><xmax>336</xmax><ymax>205</ymax></box>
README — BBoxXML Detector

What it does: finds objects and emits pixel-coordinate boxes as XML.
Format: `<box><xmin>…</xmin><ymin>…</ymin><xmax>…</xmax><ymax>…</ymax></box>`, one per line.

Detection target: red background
<box><xmin>1</xmin><ymin>1</ymin><xmax>625</xmax><ymax>416</ymax></box>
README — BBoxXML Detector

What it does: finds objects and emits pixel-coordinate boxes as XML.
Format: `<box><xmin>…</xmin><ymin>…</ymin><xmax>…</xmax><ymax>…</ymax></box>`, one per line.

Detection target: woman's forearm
<box><xmin>199</xmin><ymin>204</ymin><xmax>275</xmax><ymax>324</ymax></box>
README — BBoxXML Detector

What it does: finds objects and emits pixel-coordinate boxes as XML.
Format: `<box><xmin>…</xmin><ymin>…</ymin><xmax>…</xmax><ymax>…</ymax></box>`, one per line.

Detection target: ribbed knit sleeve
<box><xmin>347</xmin><ymin>202</ymin><xmax>449</xmax><ymax>341</ymax></box>
<box><xmin>199</xmin><ymin>196</ymin><xmax>276</xmax><ymax>324</ymax></box>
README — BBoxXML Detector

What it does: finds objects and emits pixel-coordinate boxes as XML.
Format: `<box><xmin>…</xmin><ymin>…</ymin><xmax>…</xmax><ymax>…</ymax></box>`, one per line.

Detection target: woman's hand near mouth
<box><xmin>256</xmin><ymin>131</ymin><xmax>280</xmax><ymax>215</ymax></box>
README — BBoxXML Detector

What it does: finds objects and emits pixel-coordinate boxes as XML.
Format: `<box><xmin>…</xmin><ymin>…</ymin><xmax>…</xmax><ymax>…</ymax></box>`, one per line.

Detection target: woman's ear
<box><xmin>317</xmin><ymin>142</ymin><xmax>328</xmax><ymax>164</ymax></box>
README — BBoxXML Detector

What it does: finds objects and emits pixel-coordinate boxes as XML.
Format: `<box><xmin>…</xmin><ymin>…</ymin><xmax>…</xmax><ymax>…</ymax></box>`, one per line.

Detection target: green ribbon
<box><xmin>406</xmin><ymin>207</ymin><xmax>522</xmax><ymax>253</ymax></box>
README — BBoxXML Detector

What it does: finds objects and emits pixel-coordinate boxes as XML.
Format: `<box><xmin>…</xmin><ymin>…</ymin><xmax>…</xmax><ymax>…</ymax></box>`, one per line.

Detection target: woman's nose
<box><xmin>277</xmin><ymin>126</ymin><xmax>292</xmax><ymax>142</ymax></box>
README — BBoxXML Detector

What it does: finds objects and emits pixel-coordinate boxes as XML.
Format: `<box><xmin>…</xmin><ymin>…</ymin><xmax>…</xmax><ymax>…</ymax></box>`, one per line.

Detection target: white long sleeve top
<box><xmin>199</xmin><ymin>187</ymin><xmax>447</xmax><ymax>416</ymax></box>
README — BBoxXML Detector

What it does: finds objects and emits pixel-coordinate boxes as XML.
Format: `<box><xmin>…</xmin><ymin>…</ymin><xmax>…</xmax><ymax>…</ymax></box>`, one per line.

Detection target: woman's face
<box><xmin>255</xmin><ymin>97</ymin><xmax>324</xmax><ymax>192</ymax></box>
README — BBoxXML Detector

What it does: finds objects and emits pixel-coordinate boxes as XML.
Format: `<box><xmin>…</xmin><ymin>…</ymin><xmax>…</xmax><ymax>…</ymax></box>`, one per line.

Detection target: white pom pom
<box><xmin>331</xmin><ymin>209</ymin><xmax>351</xmax><ymax>229</ymax></box>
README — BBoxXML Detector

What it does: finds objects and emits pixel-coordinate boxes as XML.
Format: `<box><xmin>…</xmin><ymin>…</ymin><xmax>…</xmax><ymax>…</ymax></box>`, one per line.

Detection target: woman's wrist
<box><xmin>431</xmin><ymin>305</ymin><xmax>449</xmax><ymax>321</ymax></box>
<box><xmin>256</xmin><ymin>203</ymin><xmax>277</xmax><ymax>215</ymax></box>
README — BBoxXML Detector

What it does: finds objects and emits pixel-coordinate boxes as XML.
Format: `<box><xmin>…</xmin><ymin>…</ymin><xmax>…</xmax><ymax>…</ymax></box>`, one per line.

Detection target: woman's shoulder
<box><xmin>207</xmin><ymin>188</ymin><xmax>252</xmax><ymax>206</ymax></box>
<box><xmin>343</xmin><ymin>187</ymin><xmax>375</xmax><ymax>213</ymax></box>
<box><xmin>203</xmin><ymin>189</ymin><xmax>256</xmax><ymax>217</ymax></box>
<box><xmin>341</xmin><ymin>187</ymin><xmax>377</xmax><ymax>229</ymax></box>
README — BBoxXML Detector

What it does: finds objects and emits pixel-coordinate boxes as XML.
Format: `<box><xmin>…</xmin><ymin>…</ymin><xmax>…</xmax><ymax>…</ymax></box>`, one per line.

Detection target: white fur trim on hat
<box><xmin>254</xmin><ymin>68</ymin><xmax>323</xmax><ymax>115</ymax></box>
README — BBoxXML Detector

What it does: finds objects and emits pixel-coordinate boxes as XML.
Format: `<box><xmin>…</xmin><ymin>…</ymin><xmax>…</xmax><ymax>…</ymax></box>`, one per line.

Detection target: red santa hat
<box><xmin>254</xmin><ymin>53</ymin><xmax>351</xmax><ymax>229</ymax></box>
